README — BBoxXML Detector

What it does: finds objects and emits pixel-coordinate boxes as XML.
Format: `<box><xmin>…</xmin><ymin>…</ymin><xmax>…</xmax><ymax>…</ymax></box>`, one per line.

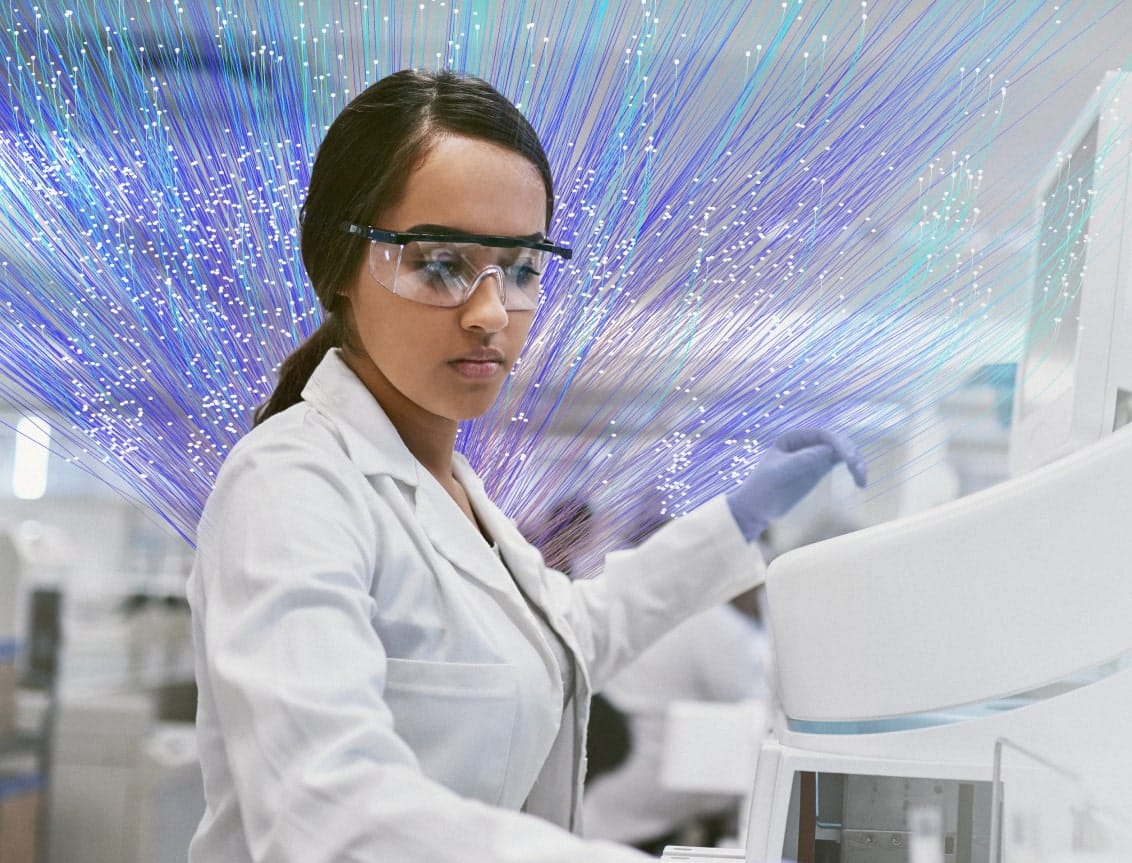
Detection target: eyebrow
<box><xmin>406</xmin><ymin>223</ymin><xmax>548</xmax><ymax>242</ymax></box>
<box><xmin>350</xmin><ymin>223</ymin><xmax>571</xmax><ymax>259</ymax></box>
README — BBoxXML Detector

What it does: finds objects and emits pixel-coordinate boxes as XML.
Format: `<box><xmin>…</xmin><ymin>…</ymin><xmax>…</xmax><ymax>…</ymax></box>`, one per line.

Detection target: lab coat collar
<box><xmin>414</xmin><ymin>458</ymin><xmax>519</xmax><ymax>597</ymax></box>
<box><xmin>300</xmin><ymin>349</ymin><xmax>420</xmax><ymax>486</ymax></box>
<box><xmin>301</xmin><ymin>351</ymin><xmax>549</xmax><ymax>612</ymax></box>
<box><xmin>453</xmin><ymin>460</ymin><xmax>549</xmax><ymax>601</ymax></box>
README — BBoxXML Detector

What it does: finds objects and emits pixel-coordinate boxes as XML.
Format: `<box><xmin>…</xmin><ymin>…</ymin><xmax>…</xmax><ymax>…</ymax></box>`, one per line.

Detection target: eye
<box><xmin>406</xmin><ymin>245</ymin><xmax>467</xmax><ymax>286</ymax></box>
<box><xmin>506</xmin><ymin>264</ymin><xmax>541</xmax><ymax>288</ymax></box>
<box><xmin>419</xmin><ymin>259</ymin><xmax>463</xmax><ymax>282</ymax></box>
<box><xmin>505</xmin><ymin>255</ymin><xmax>543</xmax><ymax>288</ymax></box>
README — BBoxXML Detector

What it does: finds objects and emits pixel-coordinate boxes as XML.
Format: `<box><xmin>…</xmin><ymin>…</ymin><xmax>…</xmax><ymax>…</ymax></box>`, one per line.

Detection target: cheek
<box><xmin>511</xmin><ymin>313</ymin><xmax>535</xmax><ymax>352</ymax></box>
<box><xmin>353</xmin><ymin>294</ymin><xmax>434</xmax><ymax>361</ymax></box>
<box><xmin>348</xmin><ymin>291</ymin><xmax>382</xmax><ymax>348</ymax></box>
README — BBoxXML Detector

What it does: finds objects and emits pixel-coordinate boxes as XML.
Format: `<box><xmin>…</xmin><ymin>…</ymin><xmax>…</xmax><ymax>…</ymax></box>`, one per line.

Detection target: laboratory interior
<box><xmin>0</xmin><ymin>2</ymin><xmax>1130</xmax><ymax>862</ymax></box>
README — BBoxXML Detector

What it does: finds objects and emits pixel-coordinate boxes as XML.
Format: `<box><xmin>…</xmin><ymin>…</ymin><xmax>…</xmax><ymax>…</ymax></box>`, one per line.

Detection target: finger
<box><xmin>787</xmin><ymin>442</ymin><xmax>837</xmax><ymax>471</ymax></box>
<box><xmin>822</xmin><ymin>432</ymin><xmax>867</xmax><ymax>487</ymax></box>
<box><xmin>778</xmin><ymin>446</ymin><xmax>845</xmax><ymax>495</ymax></box>
<box><xmin>776</xmin><ymin>428</ymin><xmax>851</xmax><ymax>458</ymax></box>
<box><xmin>773</xmin><ymin>428</ymin><xmax>830</xmax><ymax>453</ymax></box>
<box><xmin>777</xmin><ymin>428</ymin><xmax>867</xmax><ymax>486</ymax></box>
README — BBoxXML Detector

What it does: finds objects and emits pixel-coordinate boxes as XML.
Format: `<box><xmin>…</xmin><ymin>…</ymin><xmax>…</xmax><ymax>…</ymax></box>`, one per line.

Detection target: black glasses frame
<box><xmin>339</xmin><ymin>222</ymin><xmax>573</xmax><ymax>261</ymax></box>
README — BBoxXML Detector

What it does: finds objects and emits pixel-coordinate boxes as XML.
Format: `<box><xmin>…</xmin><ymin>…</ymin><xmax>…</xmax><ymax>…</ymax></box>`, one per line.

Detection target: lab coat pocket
<box><xmin>383</xmin><ymin>658</ymin><xmax>519</xmax><ymax>806</ymax></box>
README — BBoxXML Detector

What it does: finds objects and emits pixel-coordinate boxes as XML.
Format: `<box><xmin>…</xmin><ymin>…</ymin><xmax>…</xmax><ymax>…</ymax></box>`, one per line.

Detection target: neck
<box><xmin>342</xmin><ymin>350</ymin><xmax>458</xmax><ymax>483</ymax></box>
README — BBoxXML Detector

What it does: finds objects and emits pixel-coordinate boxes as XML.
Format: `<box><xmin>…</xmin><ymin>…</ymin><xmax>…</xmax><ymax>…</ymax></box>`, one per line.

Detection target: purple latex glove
<box><xmin>726</xmin><ymin>428</ymin><xmax>867</xmax><ymax>542</ymax></box>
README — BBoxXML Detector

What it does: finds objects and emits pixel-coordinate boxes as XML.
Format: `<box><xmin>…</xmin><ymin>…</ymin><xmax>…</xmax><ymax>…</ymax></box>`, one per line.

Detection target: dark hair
<box><xmin>253</xmin><ymin>69</ymin><xmax>556</xmax><ymax>425</ymax></box>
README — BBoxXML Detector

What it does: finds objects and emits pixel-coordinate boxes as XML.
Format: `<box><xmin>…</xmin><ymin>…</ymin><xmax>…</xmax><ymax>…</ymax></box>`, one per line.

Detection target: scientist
<box><xmin>187</xmin><ymin>69</ymin><xmax>866</xmax><ymax>863</ymax></box>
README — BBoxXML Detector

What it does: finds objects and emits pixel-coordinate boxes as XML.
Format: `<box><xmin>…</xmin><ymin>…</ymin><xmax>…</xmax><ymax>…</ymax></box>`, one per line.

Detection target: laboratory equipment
<box><xmin>48</xmin><ymin>692</ymin><xmax>203</xmax><ymax>863</ymax></box>
<box><xmin>1008</xmin><ymin>70</ymin><xmax>1132</xmax><ymax>476</ymax></box>
<box><xmin>738</xmin><ymin>419</ymin><xmax>1132</xmax><ymax>862</ymax></box>
<box><xmin>667</xmin><ymin>69</ymin><xmax>1132</xmax><ymax>863</ymax></box>
<box><xmin>991</xmin><ymin>738</ymin><xmax>1131</xmax><ymax>863</ymax></box>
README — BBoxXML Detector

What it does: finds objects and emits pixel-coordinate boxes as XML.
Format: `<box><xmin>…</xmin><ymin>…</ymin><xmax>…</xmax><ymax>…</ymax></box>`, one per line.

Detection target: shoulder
<box><xmin>214</xmin><ymin>403</ymin><xmax>357</xmax><ymax>495</ymax></box>
<box><xmin>227</xmin><ymin>401</ymin><xmax>352</xmax><ymax>470</ymax></box>
<box><xmin>199</xmin><ymin>403</ymin><xmax>377</xmax><ymax>546</ymax></box>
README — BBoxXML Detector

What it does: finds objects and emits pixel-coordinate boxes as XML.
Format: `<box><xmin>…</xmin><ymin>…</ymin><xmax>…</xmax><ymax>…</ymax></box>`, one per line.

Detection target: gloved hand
<box><xmin>726</xmin><ymin>428</ymin><xmax>867</xmax><ymax>542</ymax></box>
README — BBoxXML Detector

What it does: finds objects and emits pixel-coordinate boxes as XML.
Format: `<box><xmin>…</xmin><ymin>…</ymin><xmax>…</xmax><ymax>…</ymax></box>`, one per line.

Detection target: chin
<box><xmin>454</xmin><ymin>401</ymin><xmax>502</xmax><ymax>421</ymax></box>
<box><xmin>436</xmin><ymin>389</ymin><xmax>507</xmax><ymax>422</ymax></box>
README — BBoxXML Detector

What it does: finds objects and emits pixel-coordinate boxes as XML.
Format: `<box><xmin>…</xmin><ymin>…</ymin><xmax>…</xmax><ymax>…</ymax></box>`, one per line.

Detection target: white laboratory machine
<box><xmin>48</xmin><ymin>692</ymin><xmax>203</xmax><ymax>863</ymax></box>
<box><xmin>743</xmin><ymin>421</ymin><xmax>1132</xmax><ymax>863</ymax></box>
<box><xmin>4</xmin><ymin>529</ymin><xmax>203</xmax><ymax>863</ymax></box>
<box><xmin>44</xmin><ymin>581</ymin><xmax>202</xmax><ymax>863</ymax></box>
<box><xmin>665</xmin><ymin>69</ymin><xmax>1132</xmax><ymax>863</ymax></box>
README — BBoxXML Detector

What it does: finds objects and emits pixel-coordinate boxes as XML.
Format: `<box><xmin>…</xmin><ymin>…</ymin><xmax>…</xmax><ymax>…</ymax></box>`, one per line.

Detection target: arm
<box><xmin>545</xmin><ymin>496</ymin><xmax>765</xmax><ymax>692</ymax></box>
<box><xmin>540</xmin><ymin>429</ymin><xmax>865</xmax><ymax>691</ymax></box>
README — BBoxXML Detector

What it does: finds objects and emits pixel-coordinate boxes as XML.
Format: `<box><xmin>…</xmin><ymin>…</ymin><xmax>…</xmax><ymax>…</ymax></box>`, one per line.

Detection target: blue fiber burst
<box><xmin>0</xmin><ymin>1</ymin><xmax>1126</xmax><ymax>552</ymax></box>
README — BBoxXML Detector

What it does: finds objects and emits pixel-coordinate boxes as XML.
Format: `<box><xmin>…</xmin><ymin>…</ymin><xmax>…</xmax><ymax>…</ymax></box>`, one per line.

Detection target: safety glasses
<box><xmin>340</xmin><ymin>223</ymin><xmax>573</xmax><ymax>310</ymax></box>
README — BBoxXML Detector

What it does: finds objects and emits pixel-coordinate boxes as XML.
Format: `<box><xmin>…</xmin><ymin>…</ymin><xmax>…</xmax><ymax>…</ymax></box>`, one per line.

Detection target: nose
<box><xmin>460</xmin><ymin>268</ymin><xmax>509</xmax><ymax>333</ymax></box>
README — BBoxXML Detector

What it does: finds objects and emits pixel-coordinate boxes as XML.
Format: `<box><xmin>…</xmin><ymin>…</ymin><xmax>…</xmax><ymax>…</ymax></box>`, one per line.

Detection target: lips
<box><xmin>453</xmin><ymin>349</ymin><xmax>506</xmax><ymax>364</ymax></box>
<box><xmin>449</xmin><ymin>349</ymin><xmax>506</xmax><ymax>379</ymax></box>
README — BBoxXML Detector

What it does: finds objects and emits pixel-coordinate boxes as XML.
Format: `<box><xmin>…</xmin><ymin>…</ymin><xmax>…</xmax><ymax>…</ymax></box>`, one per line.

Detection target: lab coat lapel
<box><xmin>415</xmin><ymin>468</ymin><xmax>572</xmax><ymax>716</ymax></box>
<box><xmin>449</xmin><ymin>457</ymin><xmax>549</xmax><ymax>606</ymax></box>
<box><xmin>453</xmin><ymin>457</ymin><xmax>591</xmax><ymax>691</ymax></box>
<box><xmin>413</xmin><ymin>470</ymin><xmax>518</xmax><ymax>598</ymax></box>
<box><xmin>454</xmin><ymin>460</ymin><xmax>592</xmax><ymax>830</ymax></box>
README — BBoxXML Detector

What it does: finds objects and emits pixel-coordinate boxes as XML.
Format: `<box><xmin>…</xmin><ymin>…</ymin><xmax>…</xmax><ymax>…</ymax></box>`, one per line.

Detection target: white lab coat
<box><xmin>187</xmin><ymin>349</ymin><xmax>765</xmax><ymax>863</ymax></box>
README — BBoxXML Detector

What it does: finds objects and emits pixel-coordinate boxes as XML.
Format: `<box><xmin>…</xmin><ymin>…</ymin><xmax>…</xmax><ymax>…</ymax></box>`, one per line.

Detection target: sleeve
<box><xmin>189</xmin><ymin>432</ymin><xmax>658</xmax><ymax>863</ymax></box>
<box><xmin>540</xmin><ymin>496</ymin><xmax>767</xmax><ymax>692</ymax></box>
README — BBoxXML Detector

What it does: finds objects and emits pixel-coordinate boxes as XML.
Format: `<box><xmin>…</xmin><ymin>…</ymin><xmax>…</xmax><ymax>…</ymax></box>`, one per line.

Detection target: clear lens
<box><xmin>368</xmin><ymin>241</ymin><xmax>546</xmax><ymax>309</ymax></box>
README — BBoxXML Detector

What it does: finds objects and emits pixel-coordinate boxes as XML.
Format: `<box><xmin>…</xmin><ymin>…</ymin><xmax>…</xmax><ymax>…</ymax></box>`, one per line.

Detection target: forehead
<box><xmin>382</xmin><ymin>135</ymin><xmax>548</xmax><ymax>237</ymax></box>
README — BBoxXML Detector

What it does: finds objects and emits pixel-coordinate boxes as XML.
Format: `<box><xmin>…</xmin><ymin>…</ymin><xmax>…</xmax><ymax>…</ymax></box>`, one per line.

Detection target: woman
<box><xmin>187</xmin><ymin>69</ymin><xmax>864</xmax><ymax>863</ymax></box>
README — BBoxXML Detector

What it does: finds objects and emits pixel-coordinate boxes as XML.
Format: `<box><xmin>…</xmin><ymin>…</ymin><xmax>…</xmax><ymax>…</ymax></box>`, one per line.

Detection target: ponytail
<box><xmin>253</xmin><ymin>314</ymin><xmax>348</xmax><ymax>426</ymax></box>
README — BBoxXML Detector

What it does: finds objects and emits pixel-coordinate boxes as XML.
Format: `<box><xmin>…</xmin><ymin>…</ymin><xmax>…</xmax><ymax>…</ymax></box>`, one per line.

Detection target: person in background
<box><xmin>526</xmin><ymin>494</ymin><xmax>595</xmax><ymax>578</ymax></box>
<box><xmin>187</xmin><ymin>68</ymin><xmax>866</xmax><ymax>863</ymax></box>
<box><xmin>582</xmin><ymin>507</ymin><xmax>771</xmax><ymax>854</ymax></box>
<box><xmin>583</xmin><ymin>589</ymin><xmax>769</xmax><ymax>853</ymax></box>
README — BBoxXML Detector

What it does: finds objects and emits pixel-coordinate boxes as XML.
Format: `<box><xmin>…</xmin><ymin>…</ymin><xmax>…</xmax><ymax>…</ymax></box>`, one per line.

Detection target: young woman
<box><xmin>187</xmin><ymin>69</ymin><xmax>865</xmax><ymax>863</ymax></box>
